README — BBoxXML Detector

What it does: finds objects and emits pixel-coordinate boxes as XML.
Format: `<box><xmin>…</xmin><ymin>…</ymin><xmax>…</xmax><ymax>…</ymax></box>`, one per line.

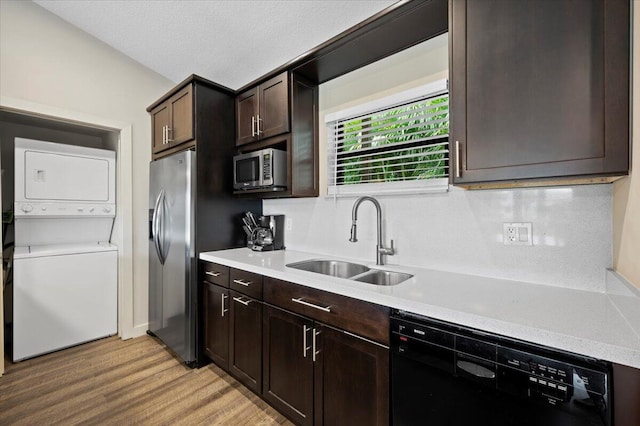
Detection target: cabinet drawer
<box><xmin>264</xmin><ymin>277</ymin><xmax>390</xmax><ymax>345</ymax></box>
<box><xmin>230</xmin><ymin>268</ymin><xmax>263</xmax><ymax>300</ymax></box>
<box><xmin>202</xmin><ymin>261</ymin><xmax>229</xmax><ymax>287</ymax></box>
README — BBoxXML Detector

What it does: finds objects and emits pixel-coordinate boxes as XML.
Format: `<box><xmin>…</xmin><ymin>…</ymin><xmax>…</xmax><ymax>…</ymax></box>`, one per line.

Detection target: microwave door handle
<box><xmin>153</xmin><ymin>189</ymin><xmax>164</xmax><ymax>264</ymax></box>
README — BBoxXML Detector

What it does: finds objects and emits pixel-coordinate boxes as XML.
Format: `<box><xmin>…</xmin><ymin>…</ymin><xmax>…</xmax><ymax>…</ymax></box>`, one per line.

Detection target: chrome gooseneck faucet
<box><xmin>349</xmin><ymin>196</ymin><xmax>395</xmax><ymax>265</ymax></box>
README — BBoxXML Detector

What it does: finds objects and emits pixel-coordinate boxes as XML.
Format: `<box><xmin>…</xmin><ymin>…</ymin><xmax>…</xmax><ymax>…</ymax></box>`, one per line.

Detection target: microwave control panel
<box><xmin>263</xmin><ymin>153</ymin><xmax>271</xmax><ymax>179</ymax></box>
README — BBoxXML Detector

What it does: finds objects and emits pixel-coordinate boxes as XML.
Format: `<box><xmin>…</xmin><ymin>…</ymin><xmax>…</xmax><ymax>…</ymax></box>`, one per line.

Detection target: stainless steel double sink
<box><xmin>285</xmin><ymin>259</ymin><xmax>413</xmax><ymax>286</ymax></box>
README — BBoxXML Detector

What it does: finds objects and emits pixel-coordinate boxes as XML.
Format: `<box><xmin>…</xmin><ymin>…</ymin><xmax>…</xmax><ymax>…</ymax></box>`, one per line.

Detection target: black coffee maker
<box><xmin>248</xmin><ymin>215</ymin><xmax>285</xmax><ymax>251</ymax></box>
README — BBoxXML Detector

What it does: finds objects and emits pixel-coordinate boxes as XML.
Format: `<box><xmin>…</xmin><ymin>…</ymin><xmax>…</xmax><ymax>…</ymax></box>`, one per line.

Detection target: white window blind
<box><xmin>326</xmin><ymin>80</ymin><xmax>449</xmax><ymax>197</ymax></box>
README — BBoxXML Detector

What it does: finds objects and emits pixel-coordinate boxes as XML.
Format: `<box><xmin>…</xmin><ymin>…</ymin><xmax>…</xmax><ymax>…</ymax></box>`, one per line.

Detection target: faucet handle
<box><xmin>379</xmin><ymin>239</ymin><xmax>395</xmax><ymax>256</ymax></box>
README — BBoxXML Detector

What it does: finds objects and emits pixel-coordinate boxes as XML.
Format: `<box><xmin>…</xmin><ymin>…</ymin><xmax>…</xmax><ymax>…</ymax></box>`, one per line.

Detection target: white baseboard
<box><xmin>120</xmin><ymin>323</ymin><xmax>149</xmax><ymax>340</ymax></box>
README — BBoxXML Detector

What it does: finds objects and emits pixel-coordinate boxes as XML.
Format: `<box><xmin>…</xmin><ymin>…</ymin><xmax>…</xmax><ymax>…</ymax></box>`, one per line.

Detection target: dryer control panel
<box><xmin>15</xmin><ymin>202</ymin><xmax>116</xmax><ymax>218</ymax></box>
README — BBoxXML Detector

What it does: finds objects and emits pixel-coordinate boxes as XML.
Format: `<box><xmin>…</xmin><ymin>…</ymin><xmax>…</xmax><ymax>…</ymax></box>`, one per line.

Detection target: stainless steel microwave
<box><xmin>233</xmin><ymin>148</ymin><xmax>287</xmax><ymax>190</ymax></box>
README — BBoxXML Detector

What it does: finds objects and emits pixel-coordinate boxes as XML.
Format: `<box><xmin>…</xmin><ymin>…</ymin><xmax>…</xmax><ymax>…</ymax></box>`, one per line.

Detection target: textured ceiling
<box><xmin>33</xmin><ymin>0</ymin><xmax>398</xmax><ymax>90</ymax></box>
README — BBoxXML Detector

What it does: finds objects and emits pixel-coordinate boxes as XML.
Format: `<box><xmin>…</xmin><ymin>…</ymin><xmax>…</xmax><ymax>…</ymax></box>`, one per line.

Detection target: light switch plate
<box><xmin>503</xmin><ymin>222</ymin><xmax>532</xmax><ymax>246</ymax></box>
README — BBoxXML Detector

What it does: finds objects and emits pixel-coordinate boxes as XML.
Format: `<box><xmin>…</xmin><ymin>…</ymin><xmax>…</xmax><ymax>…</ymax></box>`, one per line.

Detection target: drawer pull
<box><xmin>233</xmin><ymin>296</ymin><xmax>252</xmax><ymax>306</ymax></box>
<box><xmin>291</xmin><ymin>297</ymin><xmax>331</xmax><ymax>313</ymax></box>
<box><xmin>206</xmin><ymin>271</ymin><xmax>221</xmax><ymax>277</ymax></box>
<box><xmin>233</xmin><ymin>279</ymin><xmax>251</xmax><ymax>287</ymax></box>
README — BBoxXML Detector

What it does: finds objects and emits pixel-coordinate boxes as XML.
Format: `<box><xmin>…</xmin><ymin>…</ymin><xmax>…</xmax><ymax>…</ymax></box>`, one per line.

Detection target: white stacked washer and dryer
<box><xmin>12</xmin><ymin>137</ymin><xmax>118</xmax><ymax>361</ymax></box>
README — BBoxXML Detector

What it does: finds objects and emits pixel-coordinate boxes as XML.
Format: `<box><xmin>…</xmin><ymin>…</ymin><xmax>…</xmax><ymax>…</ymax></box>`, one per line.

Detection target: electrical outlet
<box><xmin>503</xmin><ymin>222</ymin><xmax>532</xmax><ymax>246</ymax></box>
<box><xmin>286</xmin><ymin>218</ymin><xmax>293</xmax><ymax>231</ymax></box>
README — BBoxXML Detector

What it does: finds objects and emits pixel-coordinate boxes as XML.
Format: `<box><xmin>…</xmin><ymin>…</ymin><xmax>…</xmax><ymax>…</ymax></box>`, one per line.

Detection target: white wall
<box><xmin>265</xmin><ymin>34</ymin><xmax>614</xmax><ymax>292</ymax></box>
<box><xmin>0</xmin><ymin>0</ymin><xmax>174</xmax><ymax>336</ymax></box>
<box><xmin>613</xmin><ymin>5</ymin><xmax>640</xmax><ymax>289</ymax></box>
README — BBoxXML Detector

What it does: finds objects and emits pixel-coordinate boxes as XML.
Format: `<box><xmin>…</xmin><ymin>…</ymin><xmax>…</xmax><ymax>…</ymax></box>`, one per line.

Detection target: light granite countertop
<box><xmin>200</xmin><ymin>248</ymin><xmax>640</xmax><ymax>369</ymax></box>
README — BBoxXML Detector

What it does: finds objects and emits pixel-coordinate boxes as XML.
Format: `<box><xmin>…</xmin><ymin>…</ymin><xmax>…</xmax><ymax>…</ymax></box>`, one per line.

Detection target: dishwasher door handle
<box><xmin>456</xmin><ymin>360</ymin><xmax>496</xmax><ymax>379</ymax></box>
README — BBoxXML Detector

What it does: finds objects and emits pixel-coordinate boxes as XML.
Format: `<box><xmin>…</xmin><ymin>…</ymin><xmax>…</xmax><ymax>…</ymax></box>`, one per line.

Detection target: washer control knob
<box><xmin>21</xmin><ymin>204</ymin><xmax>33</xmax><ymax>213</ymax></box>
<box><xmin>77</xmin><ymin>207</ymin><xmax>84</xmax><ymax>212</ymax></box>
<box><xmin>41</xmin><ymin>206</ymin><xmax>47</xmax><ymax>211</ymax></box>
<box><xmin>89</xmin><ymin>207</ymin><xmax>95</xmax><ymax>213</ymax></box>
<box><xmin>103</xmin><ymin>206</ymin><xmax>112</xmax><ymax>213</ymax></box>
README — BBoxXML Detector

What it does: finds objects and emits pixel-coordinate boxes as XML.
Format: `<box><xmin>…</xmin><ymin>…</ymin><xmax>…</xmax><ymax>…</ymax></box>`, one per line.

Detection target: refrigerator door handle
<box><xmin>159</xmin><ymin>191</ymin><xmax>171</xmax><ymax>263</ymax></box>
<box><xmin>153</xmin><ymin>188</ymin><xmax>165</xmax><ymax>265</ymax></box>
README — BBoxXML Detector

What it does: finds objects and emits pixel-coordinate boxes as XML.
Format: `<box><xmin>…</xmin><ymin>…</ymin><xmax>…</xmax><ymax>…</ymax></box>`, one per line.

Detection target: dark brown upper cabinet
<box><xmin>236</xmin><ymin>72</ymin><xmax>289</xmax><ymax>146</ymax></box>
<box><xmin>234</xmin><ymin>72</ymin><xmax>318</xmax><ymax>199</ymax></box>
<box><xmin>450</xmin><ymin>0</ymin><xmax>630</xmax><ymax>188</ymax></box>
<box><xmin>147</xmin><ymin>75</ymin><xmax>245</xmax><ymax>166</ymax></box>
<box><xmin>150</xmin><ymin>85</ymin><xmax>194</xmax><ymax>157</ymax></box>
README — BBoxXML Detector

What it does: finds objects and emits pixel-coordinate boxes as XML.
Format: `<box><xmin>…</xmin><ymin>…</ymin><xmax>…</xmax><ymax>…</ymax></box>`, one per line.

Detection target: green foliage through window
<box><xmin>330</xmin><ymin>93</ymin><xmax>449</xmax><ymax>187</ymax></box>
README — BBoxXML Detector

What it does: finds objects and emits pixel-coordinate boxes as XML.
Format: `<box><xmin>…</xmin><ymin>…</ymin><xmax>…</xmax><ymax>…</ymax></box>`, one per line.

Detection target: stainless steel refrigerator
<box><xmin>148</xmin><ymin>149</ymin><xmax>259</xmax><ymax>366</ymax></box>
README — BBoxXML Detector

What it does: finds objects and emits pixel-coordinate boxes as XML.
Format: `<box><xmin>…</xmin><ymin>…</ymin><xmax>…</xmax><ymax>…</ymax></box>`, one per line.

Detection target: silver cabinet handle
<box><xmin>233</xmin><ymin>296</ymin><xmax>252</xmax><ymax>306</ymax></box>
<box><xmin>161</xmin><ymin>125</ymin><xmax>166</xmax><ymax>144</ymax></box>
<box><xmin>233</xmin><ymin>279</ymin><xmax>251</xmax><ymax>287</ymax></box>
<box><xmin>256</xmin><ymin>115</ymin><xmax>262</xmax><ymax>135</ymax></box>
<box><xmin>166</xmin><ymin>126</ymin><xmax>173</xmax><ymax>143</ymax></box>
<box><xmin>312</xmin><ymin>328</ymin><xmax>320</xmax><ymax>362</ymax></box>
<box><xmin>251</xmin><ymin>116</ymin><xmax>256</xmax><ymax>137</ymax></box>
<box><xmin>455</xmin><ymin>140</ymin><xmax>461</xmax><ymax>178</ymax></box>
<box><xmin>165</xmin><ymin>125</ymin><xmax>169</xmax><ymax>144</ymax></box>
<box><xmin>291</xmin><ymin>297</ymin><xmax>331</xmax><ymax>313</ymax></box>
<box><xmin>206</xmin><ymin>271</ymin><xmax>221</xmax><ymax>277</ymax></box>
<box><xmin>303</xmin><ymin>325</ymin><xmax>312</xmax><ymax>358</ymax></box>
<box><xmin>221</xmin><ymin>293</ymin><xmax>228</xmax><ymax>317</ymax></box>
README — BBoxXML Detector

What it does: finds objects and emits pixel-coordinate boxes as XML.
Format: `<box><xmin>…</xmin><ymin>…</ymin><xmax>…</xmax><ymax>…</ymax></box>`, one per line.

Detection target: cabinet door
<box><xmin>229</xmin><ymin>290</ymin><xmax>262</xmax><ymax>393</ymax></box>
<box><xmin>236</xmin><ymin>87</ymin><xmax>259</xmax><ymax>146</ymax></box>
<box><xmin>262</xmin><ymin>305</ymin><xmax>314</xmax><ymax>426</ymax></box>
<box><xmin>203</xmin><ymin>282</ymin><xmax>229</xmax><ymax>369</ymax></box>
<box><xmin>450</xmin><ymin>0</ymin><xmax>629</xmax><ymax>184</ymax></box>
<box><xmin>168</xmin><ymin>85</ymin><xmax>194</xmax><ymax>147</ymax></box>
<box><xmin>150</xmin><ymin>102</ymin><xmax>171</xmax><ymax>154</ymax></box>
<box><xmin>314</xmin><ymin>324</ymin><xmax>389</xmax><ymax>426</ymax></box>
<box><xmin>259</xmin><ymin>72</ymin><xmax>290</xmax><ymax>140</ymax></box>
<box><xmin>614</xmin><ymin>363</ymin><xmax>640</xmax><ymax>426</ymax></box>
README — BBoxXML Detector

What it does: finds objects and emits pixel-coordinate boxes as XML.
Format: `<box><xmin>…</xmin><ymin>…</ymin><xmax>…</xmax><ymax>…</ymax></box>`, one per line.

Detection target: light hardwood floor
<box><xmin>0</xmin><ymin>336</ymin><xmax>292</xmax><ymax>425</ymax></box>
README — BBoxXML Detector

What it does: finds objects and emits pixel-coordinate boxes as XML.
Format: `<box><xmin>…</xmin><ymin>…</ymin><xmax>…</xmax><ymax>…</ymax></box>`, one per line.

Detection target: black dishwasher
<box><xmin>391</xmin><ymin>310</ymin><xmax>611</xmax><ymax>426</ymax></box>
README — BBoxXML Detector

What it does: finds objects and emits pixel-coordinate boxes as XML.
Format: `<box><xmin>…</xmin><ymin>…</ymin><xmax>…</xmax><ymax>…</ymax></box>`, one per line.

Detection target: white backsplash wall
<box><xmin>263</xmin><ymin>33</ymin><xmax>612</xmax><ymax>293</ymax></box>
<box><xmin>264</xmin><ymin>184</ymin><xmax>612</xmax><ymax>292</ymax></box>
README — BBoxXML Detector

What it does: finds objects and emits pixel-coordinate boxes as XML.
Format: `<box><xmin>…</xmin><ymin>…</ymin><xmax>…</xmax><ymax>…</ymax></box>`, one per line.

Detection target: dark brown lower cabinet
<box><xmin>263</xmin><ymin>305</ymin><xmax>314</xmax><ymax>426</ymax></box>
<box><xmin>229</xmin><ymin>290</ymin><xmax>262</xmax><ymax>393</ymax></box>
<box><xmin>262</xmin><ymin>304</ymin><xmax>389</xmax><ymax>426</ymax></box>
<box><xmin>203</xmin><ymin>282</ymin><xmax>229</xmax><ymax>369</ymax></box>
<box><xmin>614</xmin><ymin>363</ymin><xmax>640</xmax><ymax>426</ymax></box>
<box><xmin>314</xmin><ymin>324</ymin><xmax>389</xmax><ymax>426</ymax></box>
